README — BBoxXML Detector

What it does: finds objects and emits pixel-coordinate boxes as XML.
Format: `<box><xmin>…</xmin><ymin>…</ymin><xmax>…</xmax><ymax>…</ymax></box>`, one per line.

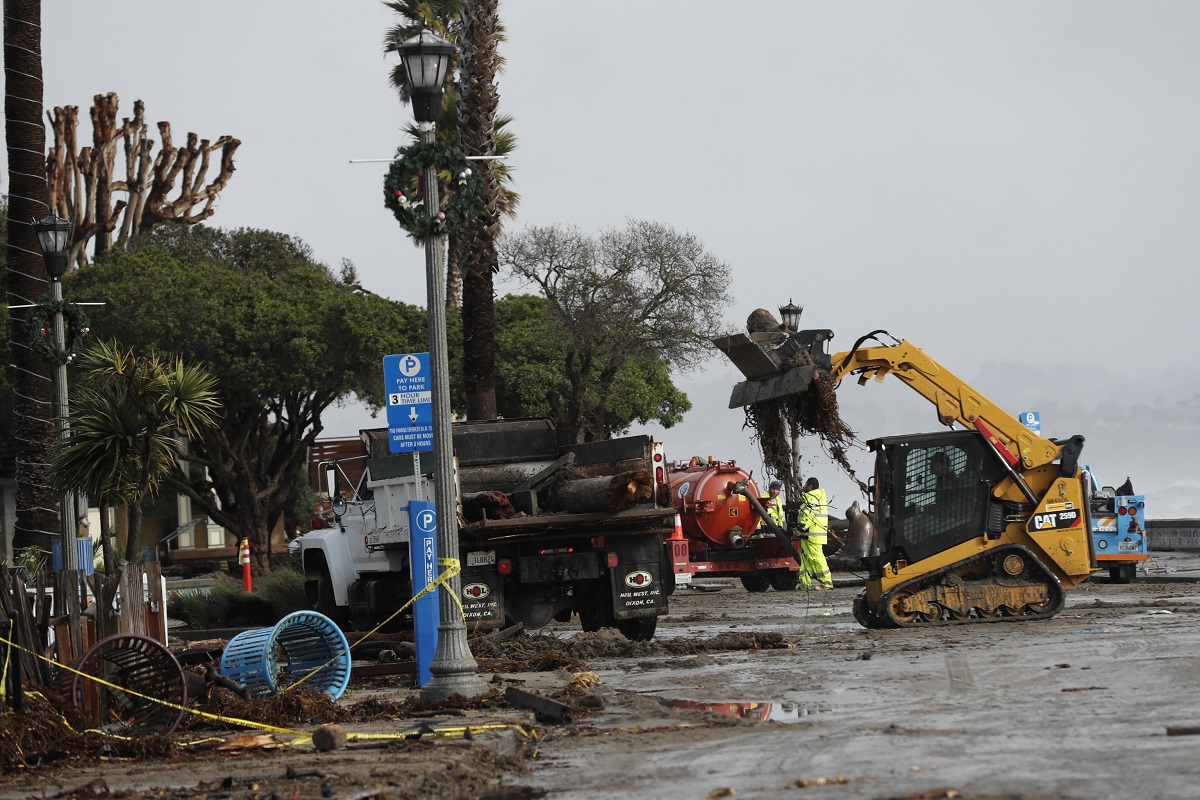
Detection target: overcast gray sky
<box><xmin>17</xmin><ymin>2</ymin><xmax>1200</xmax><ymax>516</ymax></box>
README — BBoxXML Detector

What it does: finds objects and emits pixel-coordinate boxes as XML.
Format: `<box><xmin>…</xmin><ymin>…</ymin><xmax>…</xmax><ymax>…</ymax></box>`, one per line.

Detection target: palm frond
<box><xmin>50</xmin><ymin>342</ymin><xmax>223</xmax><ymax>531</ymax></box>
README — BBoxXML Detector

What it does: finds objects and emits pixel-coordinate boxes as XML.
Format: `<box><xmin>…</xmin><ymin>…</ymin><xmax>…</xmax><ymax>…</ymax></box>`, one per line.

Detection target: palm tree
<box><xmin>50</xmin><ymin>340</ymin><xmax>220</xmax><ymax>567</ymax></box>
<box><xmin>5</xmin><ymin>0</ymin><xmax>59</xmax><ymax>554</ymax></box>
<box><xmin>383</xmin><ymin>2</ymin><xmax>520</xmax><ymax>425</ymax></box>
<box><xmin>457</xmin><ymin>0</ymin><xmax>504</xmax><ymax>420</ymax></box>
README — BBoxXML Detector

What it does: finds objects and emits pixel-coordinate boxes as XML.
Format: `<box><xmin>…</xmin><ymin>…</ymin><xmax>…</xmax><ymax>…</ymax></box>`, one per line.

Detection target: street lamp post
<box><xmin>33</xmin><ymin>215</ymin><xmax>78</xmax><ymax>575</ymax></box>
<box><xmin>396</xmin><ymin>28</ymin><xmax>486</xmax><ymax>701</ymax></box>
<box><xmin>778</xmin><ymin>299</ymin><xmax>804</xmax><ymax>496</ymax></box>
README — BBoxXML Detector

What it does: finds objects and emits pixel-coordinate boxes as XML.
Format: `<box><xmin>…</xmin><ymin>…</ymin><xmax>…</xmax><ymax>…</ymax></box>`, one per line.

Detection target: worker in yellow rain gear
<box><xmin>796</xmin><ymin>477</ymin><xmax>833</xmax><ymax>590</ymax></box>
<box><xmin>758</xmin><ymin>480</ymin><xmax>785</xmax><ymax>534</ymax></box>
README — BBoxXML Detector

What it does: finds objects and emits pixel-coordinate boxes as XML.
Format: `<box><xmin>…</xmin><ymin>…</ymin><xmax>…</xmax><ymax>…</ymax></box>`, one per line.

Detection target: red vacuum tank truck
<box><xmin>664</xmin><ymin>457</ymin><xmax>806</xmax><ymax>592</ymax></box>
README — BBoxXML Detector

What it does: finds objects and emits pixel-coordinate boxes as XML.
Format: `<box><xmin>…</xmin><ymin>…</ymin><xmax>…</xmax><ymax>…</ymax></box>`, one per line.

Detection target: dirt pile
<box><xmin>475</xmin><ymin>629</ymin><xmax>789</xmax><ymax>663</ymax></box>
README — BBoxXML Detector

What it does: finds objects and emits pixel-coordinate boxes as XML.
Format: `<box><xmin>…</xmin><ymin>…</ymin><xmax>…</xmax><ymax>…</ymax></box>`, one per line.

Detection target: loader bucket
<box><xmin>727</xmin><ymin>364</ymin><xmax>819</xmax><ymax>409</ymax></box>
<box><xmin>712</xmin><ymin>329</ymin><xmax>832</xmax><ymax>409</ymax></box>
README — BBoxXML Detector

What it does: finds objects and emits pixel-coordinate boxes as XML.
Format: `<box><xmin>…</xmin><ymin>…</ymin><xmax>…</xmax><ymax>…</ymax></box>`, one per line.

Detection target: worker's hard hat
<box><xmin>769</xmin><ymin>480</ymin><xmax>783</xmax><ymax>491</ymax></box>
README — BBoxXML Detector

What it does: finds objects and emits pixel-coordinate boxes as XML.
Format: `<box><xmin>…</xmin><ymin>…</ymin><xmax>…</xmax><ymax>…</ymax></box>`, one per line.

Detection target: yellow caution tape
<box><xmin>0</xmin><ymin>627</ymin><xmax>11</xmax><ymax>703</ymax></box>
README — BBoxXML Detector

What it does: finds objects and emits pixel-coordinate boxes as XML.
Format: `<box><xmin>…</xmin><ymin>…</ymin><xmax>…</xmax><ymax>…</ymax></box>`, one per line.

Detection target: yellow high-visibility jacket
<box><xmin>759</xmin><ymin>495</ymin><xmax>785</xmax><ymax>530</ymax></box>
<box><xmin>797</xmin><ymin>488</ymin><xmax>829</xmax><ymax>540</ymax></box>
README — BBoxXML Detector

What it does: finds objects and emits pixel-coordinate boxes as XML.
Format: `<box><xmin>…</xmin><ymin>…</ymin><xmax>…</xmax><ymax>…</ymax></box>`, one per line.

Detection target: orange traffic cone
<box><xmin>669</xmin><ymin>513</ymin><xmax>685</xmax><ymax>541</ymax></box>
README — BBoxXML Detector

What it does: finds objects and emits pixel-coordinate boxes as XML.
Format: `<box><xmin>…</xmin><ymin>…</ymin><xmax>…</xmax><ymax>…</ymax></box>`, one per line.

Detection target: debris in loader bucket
<box><xmin>714</xmin><ymin>309</ymin><xmax>865</xmax><ymax>493</ymax></box>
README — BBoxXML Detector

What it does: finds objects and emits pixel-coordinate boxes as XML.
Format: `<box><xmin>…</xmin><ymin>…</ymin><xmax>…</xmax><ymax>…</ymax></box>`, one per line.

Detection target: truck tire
<box><xmin>1108</xmin><ymin>563</ymin><xmax>1137</xmax><ymax>584</ymax></box>
<box><xmin>313</xmin><ymin>567</ymin><xmax>349</xmax><ymax>630</ymax></box>
<box><xmin>615</xmin><ymin>614</ymin><xmax>658</xmax><ymax>641</ymax></box>
<box><xmin>578</xmin><ymin>583</ymin><xmax>613</xmax><ymax>632</ymax></box>
<box><xmin>769</xmin><ymin>569</ymin><xmax>800</xmax><ymax>592</ymax></box>
<box><xmin>740</xmin><ymin>571</ymin><xmax>772</xmax><ymax>593</ymax></box>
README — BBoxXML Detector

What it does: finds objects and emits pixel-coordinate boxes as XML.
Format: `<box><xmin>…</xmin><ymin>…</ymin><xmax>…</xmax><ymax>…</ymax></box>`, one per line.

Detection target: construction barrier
<box><xmin>219</xmin><ymin>611</ymin><xmax>351</xmax><ymax>700</ymax></box>
<box><xmin>240</xmin><ymin>538</ymin><xmax>252</xmax><ymax>591</ymax></box>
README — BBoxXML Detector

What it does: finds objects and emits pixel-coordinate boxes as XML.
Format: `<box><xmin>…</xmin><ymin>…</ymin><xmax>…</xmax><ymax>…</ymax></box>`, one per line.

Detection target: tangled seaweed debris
<box><xmin>741</xmin><ymin>310</ymin><xmax>867</xmax><ymax>495</ymax></box>
<box><xmin>0</xmin><ymin>690</ymin><xmax>178</xmax><ymax>772</ymax></box>
<box><xmin>178</xmin><ymin>685</ymin><xmax>352</xmax><ymax>732</ymax></box>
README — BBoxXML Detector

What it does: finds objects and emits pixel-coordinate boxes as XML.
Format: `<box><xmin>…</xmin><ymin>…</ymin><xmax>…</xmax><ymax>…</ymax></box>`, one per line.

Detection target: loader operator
<box><xmin>796</xmin><ymin>477</ymin><xmax>833</xmax><ymax>590</ymax></box>
<box><xmin>758</xmin><ymin>480</ymin><xmax>786</xmax><ymax>534</ymax></box>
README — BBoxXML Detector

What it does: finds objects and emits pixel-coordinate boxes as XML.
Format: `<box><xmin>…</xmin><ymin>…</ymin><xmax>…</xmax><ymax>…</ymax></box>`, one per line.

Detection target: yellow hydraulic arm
<box><xmin>828</xmin><ymin>333</ymin><xmax>1062</xmax><ymax>472</ymax></box>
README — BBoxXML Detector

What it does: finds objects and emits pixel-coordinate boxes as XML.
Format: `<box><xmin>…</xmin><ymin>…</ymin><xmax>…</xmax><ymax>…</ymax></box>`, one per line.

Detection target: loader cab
<box><xmin>868</xmin><ymin>430</ymin><xmax>1008</xmax><ymax>568</ymax></box>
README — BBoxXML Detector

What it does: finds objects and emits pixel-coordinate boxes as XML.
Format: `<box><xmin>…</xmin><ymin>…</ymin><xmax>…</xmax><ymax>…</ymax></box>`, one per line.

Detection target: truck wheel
<box><xmin>313</xmin><ymin>568</ymin><xmax>349</xmax><ymax>630</ymax></box>
<box><xmin>578</xmin><ymin>584</ymin><xmax>613</xmax><ymax>632</ymax></box>
<box><xmin>1108</xmin><ymin>564</ymin><xmax>1137</xmax><ymax>584</ymax></box>
<box><xmin>740</xmin><ymin>571</ymin><xmax>772</xmax><ymax>593</ymax></box>
<box><xmin>769</xmin><ymin>570</ymin><xmax>800</xmax><ymax>592</ymax></box>
<box><xmin>615</xmin><ymin>615</ymin><xmax>658</xmax><ymax>641</ymax></box>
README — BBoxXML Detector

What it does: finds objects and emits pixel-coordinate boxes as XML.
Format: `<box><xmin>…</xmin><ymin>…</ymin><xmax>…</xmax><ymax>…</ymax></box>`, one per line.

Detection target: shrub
<box><xmin>168</xmin><ymin>561</ymin><xmax>309</xmax><ymax>629</ymax></box>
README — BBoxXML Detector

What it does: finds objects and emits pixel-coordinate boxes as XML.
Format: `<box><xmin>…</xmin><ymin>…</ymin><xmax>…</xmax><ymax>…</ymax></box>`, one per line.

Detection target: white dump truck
<box><xmin>300</xmin><ymin>418</ymin><xmax>675</xmax><ymax>641</ymax></box>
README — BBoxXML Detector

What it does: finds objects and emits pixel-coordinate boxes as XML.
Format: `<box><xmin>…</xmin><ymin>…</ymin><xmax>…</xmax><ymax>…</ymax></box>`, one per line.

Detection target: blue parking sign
<box><xmin>1020</xmin><ymin>411</ymin><xmax>1041</xmax><ymax>435</ymax></box>
<box><xmin>384</xmin><ymin>353</ymin><xmax>433</xmax><ymax>453</ymax></box>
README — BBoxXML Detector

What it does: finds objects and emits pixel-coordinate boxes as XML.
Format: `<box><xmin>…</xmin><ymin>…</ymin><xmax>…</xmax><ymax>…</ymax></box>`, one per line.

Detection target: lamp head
<box><xmin>397</xmin><ymin>28</ymin><xmax>456</xmax><ymax>123</ymax></box>
<box><xmin>778</xmin><ymin>299</ymin><xmax>803</xmax><ymax>333</ymax></box>
<box><xmin>33</xmin><ymin>214</ymin><xmax>73</xmax><ymax>279</ymax></box>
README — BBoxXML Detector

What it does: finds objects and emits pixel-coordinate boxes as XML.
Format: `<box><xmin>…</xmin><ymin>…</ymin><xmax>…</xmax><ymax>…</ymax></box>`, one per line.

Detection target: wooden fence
<box><xmin>0</xmin><ymin>562</ymin><xmax>168</xmax><ymax>691</ymax></box>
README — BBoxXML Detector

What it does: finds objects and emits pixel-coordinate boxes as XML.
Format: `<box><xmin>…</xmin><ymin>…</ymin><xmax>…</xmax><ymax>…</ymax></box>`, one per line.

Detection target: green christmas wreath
<box><xmin>383</xmin><ymin>139</ymin><xmax>484</xmax><ymax>241</ymax></box>
<box><xmin>24</xmin><ymin>298</ymin><xmax>90</xmax><ymax>365</ymax></box>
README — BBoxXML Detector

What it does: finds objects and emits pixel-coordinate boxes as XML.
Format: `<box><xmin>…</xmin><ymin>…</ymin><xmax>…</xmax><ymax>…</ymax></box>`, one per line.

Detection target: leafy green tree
<box><xmin>499</xmin><ymin>220</ymin><xmax>732</xmax><ymax>445</ymax></box>
<box><xmin>51</xmin><ymin>340</ymin><xmax>220</xmax><ymax>570</ymax></box>
<box><xmin>67</xmin><ymin>226</ymin><xmax>428</xmax><ymax>570</ymax></box>
<box><xmin>494</xmin><ymin>293</ymin><xmax>690</xmax><ymax>440</ymax></box>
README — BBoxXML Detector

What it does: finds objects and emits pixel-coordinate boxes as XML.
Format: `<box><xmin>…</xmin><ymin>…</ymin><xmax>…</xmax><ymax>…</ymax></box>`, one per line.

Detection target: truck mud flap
<box><xmin>461</xmin><ymin>569</ymin><xmax>505</xmax><ymax>628</ymax></box>
<box><xmin>609</xmin><ymin>536</ymin><xmax>667</xmax><ymax>620</ymax></box>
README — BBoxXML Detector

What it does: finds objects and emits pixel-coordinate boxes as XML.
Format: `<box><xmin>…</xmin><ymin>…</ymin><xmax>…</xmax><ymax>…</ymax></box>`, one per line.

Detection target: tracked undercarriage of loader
<box><xmin>715</xmin><ymin>314</ymin><xmax>1098</xmax><ymax>629</ymax></box>
<box><xmin>854</xmin><ymin>546</ymin><xmax>1066</xmax><ymax>627</ymax></box>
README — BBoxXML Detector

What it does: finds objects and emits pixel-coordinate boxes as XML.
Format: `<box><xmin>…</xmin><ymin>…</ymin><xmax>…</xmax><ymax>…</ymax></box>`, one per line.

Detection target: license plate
<box><xmin>466</xmin><ymin>550</ymin><xmax>496</xmax><ymax>567</ymax></box>
<box><xmin>1117</xmin><ymin>540</ymin><xmax>1140</xmax><ymax>553</ymax></box>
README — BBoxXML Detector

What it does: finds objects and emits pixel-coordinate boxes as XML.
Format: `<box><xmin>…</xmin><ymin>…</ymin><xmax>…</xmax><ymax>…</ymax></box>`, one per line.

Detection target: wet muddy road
<box><xmin>521</xmin><ymin>552</ymin><xmax>1200</xmax><ymax>800</ymax></box>
<box><xmin>6</xmin><ymin>555</ymin><xmax>1200</xmax><ymax>800</ymax></box>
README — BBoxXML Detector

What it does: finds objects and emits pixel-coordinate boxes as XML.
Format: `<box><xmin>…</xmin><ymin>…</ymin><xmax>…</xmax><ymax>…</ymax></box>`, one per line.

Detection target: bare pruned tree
<box><xmin>46</xmin><ymin>92</ymin><xmax>240</xmax><ymax>266</ymax></box>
